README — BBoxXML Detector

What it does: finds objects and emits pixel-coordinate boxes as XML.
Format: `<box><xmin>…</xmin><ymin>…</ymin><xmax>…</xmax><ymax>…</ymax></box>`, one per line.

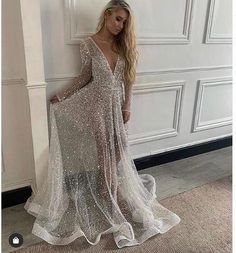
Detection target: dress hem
<box><xmin>31</xmin><ymin>217</ymin><xmax>180</xmax><ymax>248</ymax></box>
<box><xmin>25</xmin><ymin>199</ymin><xmax>181</xmax><ymax>248</ymax></box>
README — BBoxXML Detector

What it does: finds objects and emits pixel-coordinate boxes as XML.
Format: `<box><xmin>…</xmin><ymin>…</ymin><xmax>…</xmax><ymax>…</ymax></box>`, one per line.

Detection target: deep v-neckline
<box><xmin>89</xmin><ymin>36</ymin><xmax>119</xmax><ymax>76</ymax></box>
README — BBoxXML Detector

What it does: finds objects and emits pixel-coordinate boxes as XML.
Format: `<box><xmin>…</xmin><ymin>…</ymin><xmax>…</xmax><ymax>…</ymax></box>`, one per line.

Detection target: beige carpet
<box><xmin>15</xmin><ymin>176</ymin><xmax>232</xmax><ymax>253</ymax></box>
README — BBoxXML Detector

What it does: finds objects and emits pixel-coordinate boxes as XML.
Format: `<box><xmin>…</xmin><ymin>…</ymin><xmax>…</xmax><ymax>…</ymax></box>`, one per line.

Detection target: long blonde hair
<box><xmin>96</xmin><ymin>0</ymin><xmax>139</xmax><ymax>86</ymax></box>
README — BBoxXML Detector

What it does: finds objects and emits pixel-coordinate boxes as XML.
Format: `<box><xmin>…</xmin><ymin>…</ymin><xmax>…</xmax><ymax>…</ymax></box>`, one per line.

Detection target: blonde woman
<box><xmin>24</xmin><ymin>0</ymin><xmax>181</xmax><ymax>249</ymax></box>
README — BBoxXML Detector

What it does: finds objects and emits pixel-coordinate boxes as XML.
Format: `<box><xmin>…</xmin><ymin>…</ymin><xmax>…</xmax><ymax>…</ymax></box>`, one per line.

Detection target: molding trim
<box><xmin>26</xmin><ymin>82</ymin><xmax>47</xmax><ymax>89</ymax></box>
<box><xmin>204</xmin><ymin>0</ymin><xmax>232</xmax><ymax>44</ymax></box>
<box><xmin>192</xmin><ymin>76</ymin><xmax>232</xmax><ymax>132</ymax></box>
<box><xmin>5</xmin><ymin>65</ymin><xmax>232</xmax><ymax>87</ymax></box>
<box><xmin>65</xmin><ymin>0</ymin><xmax>195</xmax><ymax>45</ymax></box>
<box><xmin>2</xmin><ymin>78</ymin><xmax>47</xmax><ymax>89</ymax></box>
<box><xmin>45</xmin><ymin>65</ymin><xmax>232</xmax><ymax>83</ymax></box>
<box><xmin>128</xmin><ymin>81</ymin><xmax>185</xmax><ymax>145</ymax></box>
<box><xmin>2</xmin><ymin>78</ymin><xmax>25</xmax><ymax>86</ymax></box>
<box><xmin>136</xmin><ymin>65</ymin><xmax>232</xmax><ymax>77</ymax></box>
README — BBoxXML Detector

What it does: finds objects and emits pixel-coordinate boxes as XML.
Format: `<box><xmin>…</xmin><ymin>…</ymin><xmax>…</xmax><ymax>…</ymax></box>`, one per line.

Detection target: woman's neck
<box><xmin>95</xmin><ymin>28</ymin><xmax>115</xmax><ymax>43</ymax></box>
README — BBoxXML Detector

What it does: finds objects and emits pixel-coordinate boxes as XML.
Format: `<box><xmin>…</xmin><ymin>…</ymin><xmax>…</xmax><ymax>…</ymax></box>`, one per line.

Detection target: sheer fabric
<box><xmin>24</xmin><ymin>36</ymin><xmax>181</xmax><ymax>248</ymax></box>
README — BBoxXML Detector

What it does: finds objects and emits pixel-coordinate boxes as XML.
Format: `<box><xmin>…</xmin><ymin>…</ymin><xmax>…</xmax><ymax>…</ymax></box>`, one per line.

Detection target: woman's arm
<box><xmin>122</xmin><ymin>82</ymin><xmax>133</xmax><ymax>112</ymax></box>
<box><xmin>56</xmin><ymin>40</ymin><xmax>92</xmax><ymax>101</ymax></box>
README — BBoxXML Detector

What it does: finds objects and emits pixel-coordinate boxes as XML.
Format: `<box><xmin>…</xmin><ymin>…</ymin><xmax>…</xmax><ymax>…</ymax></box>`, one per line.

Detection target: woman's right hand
<box><xmin>50</xmin><ymin>94</ymin><xmax>60</xmax><ymax>104</ymax></box>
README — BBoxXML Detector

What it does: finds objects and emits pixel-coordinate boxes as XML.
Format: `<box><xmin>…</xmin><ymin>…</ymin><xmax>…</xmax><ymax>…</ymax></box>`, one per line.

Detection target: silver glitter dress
<box><xmin>24</xmin><ymin>36</ymin><xmax>181</xmax><ymax>248</ymax></box>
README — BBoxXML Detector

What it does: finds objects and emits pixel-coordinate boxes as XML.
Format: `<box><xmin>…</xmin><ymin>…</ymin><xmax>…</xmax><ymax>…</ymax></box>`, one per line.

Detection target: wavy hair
<box><xmin>96</xmin><ymin>0</ymin><xmax>139</xmax><ymax>86</ymax></box>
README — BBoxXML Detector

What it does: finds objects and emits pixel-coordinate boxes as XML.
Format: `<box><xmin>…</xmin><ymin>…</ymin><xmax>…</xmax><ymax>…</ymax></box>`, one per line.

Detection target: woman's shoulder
<box><xmin>79</xmin><ymin>37</ymin><xmax>89</xmax><ymax>46</ymax></box>
<box><xmin>79</xmin><ymin>36</ymin><xmax>93</xmax><ymax>54</ymax></box>
<box><xmin>81</xmin><ymin>34</ymin><xmax>96</xmax><ymax>44</ymax></box>
<box><xmin>80</xmin><ymin>36</ymin><xmax>94</xmax><ymax>53</ymax></box>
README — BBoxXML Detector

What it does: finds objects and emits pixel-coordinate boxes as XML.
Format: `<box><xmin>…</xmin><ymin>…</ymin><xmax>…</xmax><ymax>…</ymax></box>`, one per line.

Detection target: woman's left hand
<box><xmin>122</xmin><ymin>110</ymin><xmax>131</xmax><ymax>124</ymax></box>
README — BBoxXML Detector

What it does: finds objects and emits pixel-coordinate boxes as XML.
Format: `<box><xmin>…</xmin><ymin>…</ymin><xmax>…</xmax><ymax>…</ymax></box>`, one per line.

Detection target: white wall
<box><xmin>41</xmin><ymin>0</ymin><xmax>232</xmax><ymax>159</ymax></box>
<box><xmin>2</xmin><ymin>0</ymin><xmax>232</xmax><ymax>191</ymax></box>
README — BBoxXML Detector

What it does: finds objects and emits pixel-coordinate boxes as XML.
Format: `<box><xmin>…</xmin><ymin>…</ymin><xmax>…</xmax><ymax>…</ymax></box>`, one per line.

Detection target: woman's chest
<box><xmin>98</xmin><ymin>44</ymin><xmax>118</xmax><ymax>70</ymax></box>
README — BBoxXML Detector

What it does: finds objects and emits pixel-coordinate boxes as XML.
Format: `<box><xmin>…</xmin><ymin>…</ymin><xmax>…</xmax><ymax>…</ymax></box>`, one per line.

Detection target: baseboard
<box><xmin>2</xmin><ymin>187</ymin><xmax>31</xmax><ymax>209</ymax></box>
<box><xmin>134</xmin><ymin>136</ymin><xmax>232</xmax><ymax>170</ymax></box>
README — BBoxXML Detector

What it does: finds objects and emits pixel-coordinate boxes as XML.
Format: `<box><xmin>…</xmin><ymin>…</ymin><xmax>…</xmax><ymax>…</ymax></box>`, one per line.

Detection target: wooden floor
<box><xmin>2</xmin><ymin>146</ymin><xmax>232</xmax><ymax>253</ymax></box>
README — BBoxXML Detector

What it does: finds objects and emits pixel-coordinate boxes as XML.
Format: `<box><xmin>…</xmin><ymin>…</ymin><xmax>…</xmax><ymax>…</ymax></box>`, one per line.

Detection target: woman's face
<box><xmin>105</xmin><ymin>8</ymin><xmax>129</xmax><ymax>35</ymax></box>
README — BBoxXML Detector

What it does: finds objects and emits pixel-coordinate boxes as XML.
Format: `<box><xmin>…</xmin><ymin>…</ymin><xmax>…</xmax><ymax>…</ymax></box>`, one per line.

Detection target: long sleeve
<box><xmin>57</xmin><ymin>40</ymin><xmax>92</xmax><ymax>101</ymax></box>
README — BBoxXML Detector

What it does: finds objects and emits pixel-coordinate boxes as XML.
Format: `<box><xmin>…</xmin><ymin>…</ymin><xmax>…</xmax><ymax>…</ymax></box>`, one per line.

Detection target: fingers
<box><xmin>50</xmin><ymin>95</ymin><xmax>60</xmax><ymax>104</ymax></box>
<box><xmin>122</xmin><ymin>111</ymin><xmax>130</xmax><ymax>124</ymax></box>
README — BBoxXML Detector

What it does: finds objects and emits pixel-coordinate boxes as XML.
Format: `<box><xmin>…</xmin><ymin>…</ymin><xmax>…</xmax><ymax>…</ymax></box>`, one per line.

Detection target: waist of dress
<box><xmin>90</xmin><ymin>80</ymin><xmax>123</xmax><ymax>91</ymax></box>
<box><xmin>92</xmin><ymin>83</ymin><xmax>122</xmax><ymax>91</ymax></box>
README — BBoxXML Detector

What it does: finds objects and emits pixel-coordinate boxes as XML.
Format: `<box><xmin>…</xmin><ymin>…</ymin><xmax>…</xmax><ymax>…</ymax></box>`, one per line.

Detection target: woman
<box><xmin>24</xmin><ymin>0</ymin><xmax>181</xmax><ymax>249</ymax></box>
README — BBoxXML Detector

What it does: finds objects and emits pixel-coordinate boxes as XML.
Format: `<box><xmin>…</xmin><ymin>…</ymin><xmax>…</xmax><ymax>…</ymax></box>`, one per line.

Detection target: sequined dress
<box><xmin>24</xmin><ymin>36</ymin><xmax>181</xmax><ymax>248</ymax></box>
